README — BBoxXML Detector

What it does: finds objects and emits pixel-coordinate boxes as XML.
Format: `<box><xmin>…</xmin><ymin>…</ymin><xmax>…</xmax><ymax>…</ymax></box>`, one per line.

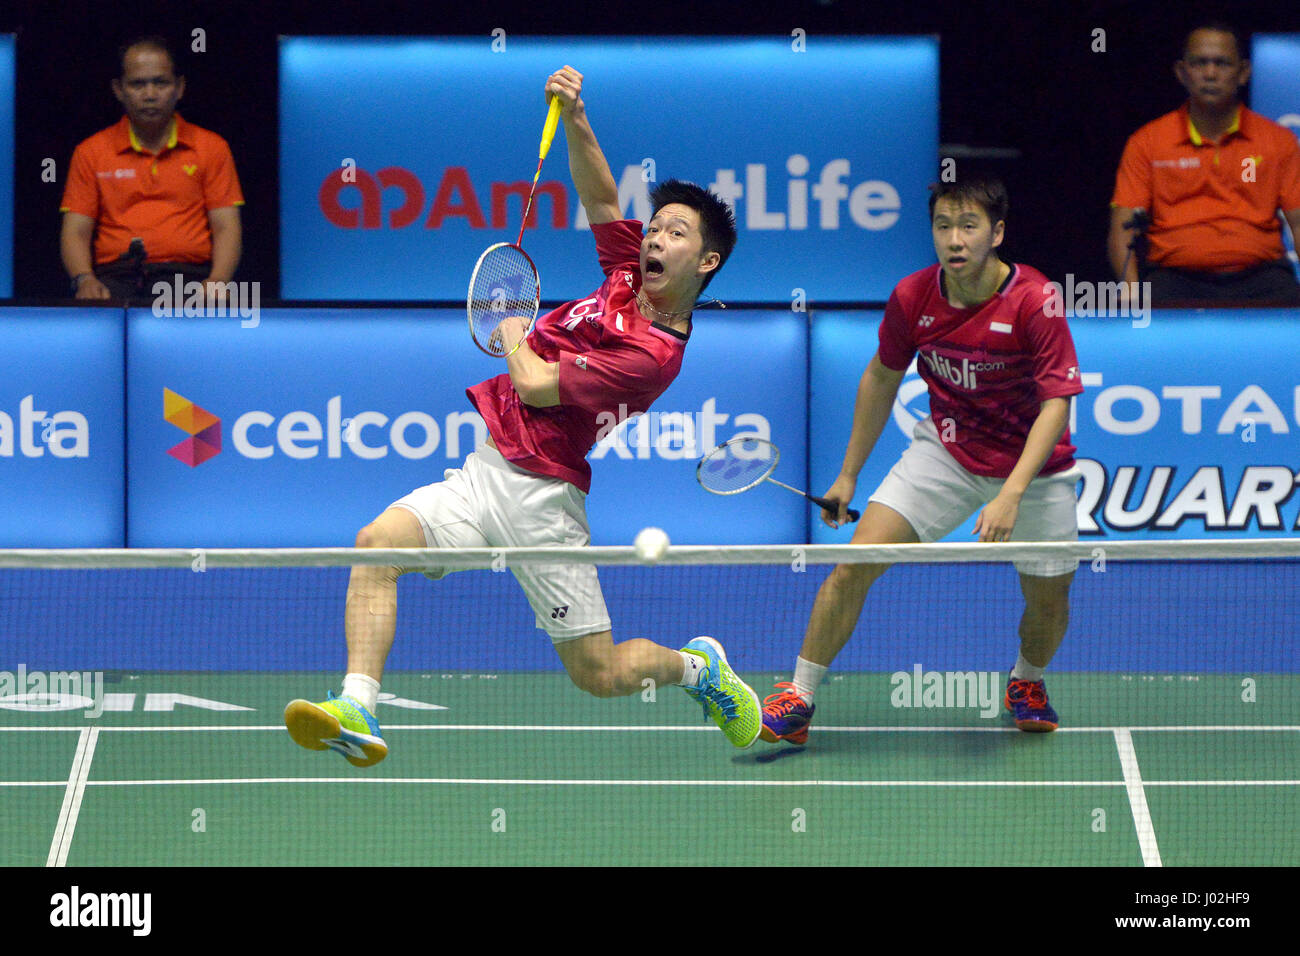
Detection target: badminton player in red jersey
<box><xmin>761</xmin><ymin>177</ymin><xmax>1085</xmax><ymax>744</ymax></box>
<box><xmin>285</xmin><ymin>66</ymin><xmax>761</xmax><ymax>766</ymax></box>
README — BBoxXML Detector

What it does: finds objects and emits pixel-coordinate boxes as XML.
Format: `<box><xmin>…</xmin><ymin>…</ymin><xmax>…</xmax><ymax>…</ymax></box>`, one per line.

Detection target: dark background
<box><xmin>4</xmin><ymin>0</ymin><xmax>1299</xmax><ymax>300</ymax></box>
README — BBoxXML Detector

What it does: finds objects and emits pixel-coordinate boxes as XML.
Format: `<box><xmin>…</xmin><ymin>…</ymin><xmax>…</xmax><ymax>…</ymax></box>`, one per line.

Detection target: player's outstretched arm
<box><xmin>546</xmin><ymin>66</ymin><xmax>620</xmax><ymax>225</ymax></box>
<box><xmin>821</xmin><ymin>354</ymin><xmax>904</xmax><ymax>526</ymax></box>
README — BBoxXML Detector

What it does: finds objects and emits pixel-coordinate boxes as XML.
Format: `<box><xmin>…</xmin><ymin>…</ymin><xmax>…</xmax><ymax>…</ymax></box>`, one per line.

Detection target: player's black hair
<box><xmin>117</xmin><ymin>34</ymin><xmax>182</xmax><ymax>78</ymax></box>
<box><xmin>1181</xmin><ymin>20</ymin><xmax>1248</xmax><ymax>61</ymax></box>
<box><xmin>928</xmin><ymin>177</ymin><xmax>1009</xmax><ymax>229</ymax></box>
<box><xmin>649</xmin><ymin>179</ymin><xmax>737</xmax><ymax>292</ymax></box>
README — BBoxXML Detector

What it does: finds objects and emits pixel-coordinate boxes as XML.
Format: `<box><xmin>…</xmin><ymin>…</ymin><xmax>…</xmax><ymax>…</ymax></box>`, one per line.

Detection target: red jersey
<box><xmin>467</xmin><ymin>219</ymin><xmax>688</xmax><ymax>493</ymax></box>
<box><xmin>877</xmin><ymin>263</ymin><xmax>1083</xmax><ymax>479</ymax></box>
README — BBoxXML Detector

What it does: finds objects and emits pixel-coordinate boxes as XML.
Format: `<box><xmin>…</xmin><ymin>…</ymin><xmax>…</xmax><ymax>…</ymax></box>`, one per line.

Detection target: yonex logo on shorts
<box><xmin>575</xmin><ymin>356</ymin><xmax>588</xmax><ymax>370</ymax></box>
<box><xmin>551</xmin><ymin>605</ymin><xmax>569</xmax><ymax>619</ymax></box>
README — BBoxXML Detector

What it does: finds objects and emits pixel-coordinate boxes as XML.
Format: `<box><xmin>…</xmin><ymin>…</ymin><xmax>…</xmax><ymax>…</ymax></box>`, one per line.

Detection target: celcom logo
<box><xmin>166</xmin><ymin>392</ymin><xmax>488</xmax><ymax>462</ymax></box>
<box><xmin>164</xmin><ymin>389</ymin><xmax>222</xmax><ymax>467</ymax></box>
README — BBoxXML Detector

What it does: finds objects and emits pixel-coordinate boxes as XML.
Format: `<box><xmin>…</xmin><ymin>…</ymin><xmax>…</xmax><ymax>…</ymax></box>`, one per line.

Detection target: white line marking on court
<box><xmin>1114</xmin><ymin>728</ymin><xmax>1162</xmax><ymax>867</ymax></box>
<box><xmin>87</xmin><ymin>778</ymin><xmax>1132</xmax><ymax>787</ymax></box>
<box><xmin>3</xmin><ymin>724</ymin><xmax>1298</xmax><ymax>733</ymax></box>
<box><xmin>5</xmin><ymin>778</ymin><xmax>1297</xmax><ymax>788</ymax></box>
<box><xmin>46</xmin><ymin>727</ymin><xmax>99</xmax><ymax>868</ymax></box>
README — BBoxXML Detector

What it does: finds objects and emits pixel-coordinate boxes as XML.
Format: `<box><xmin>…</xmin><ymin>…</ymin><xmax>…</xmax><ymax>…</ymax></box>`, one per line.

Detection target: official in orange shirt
<box><xmin>1108</xmin><ymin>22</ymin><xmax>1300</xmax><ymax>305</ymax></box>
<box><xmin>60</xmin><ymin>36</ymin><xmax>244</xmax><ymax>300</ymax></box>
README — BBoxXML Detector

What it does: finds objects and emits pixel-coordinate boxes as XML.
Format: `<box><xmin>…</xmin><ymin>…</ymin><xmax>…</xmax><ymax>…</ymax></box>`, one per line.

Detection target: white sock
<box><xmin>792</xmin><ymin>656</ymin><xmax>828</xmax><ymax>703</ymax></box>
<box><xmin>1010</xmin><ymin>653</ymin><xmax>1044</xmax><ymax>683</ymax></box>
<box><xmin>342</xmin><ymin>673</ymin><xmax>381</xmax><ymax>712</ymax></box>
<box><xmin>677</xmin><ymin>650</ymin><xmax>705</xmax><ymax>687</ymax></box>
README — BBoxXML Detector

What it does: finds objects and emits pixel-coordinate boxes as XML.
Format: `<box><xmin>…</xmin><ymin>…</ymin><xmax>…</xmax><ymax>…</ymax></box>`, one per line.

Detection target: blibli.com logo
<box><xmin>163</xmin><ymin>389</ymin><xmax>487</xmax><ymax>464</ymax></box>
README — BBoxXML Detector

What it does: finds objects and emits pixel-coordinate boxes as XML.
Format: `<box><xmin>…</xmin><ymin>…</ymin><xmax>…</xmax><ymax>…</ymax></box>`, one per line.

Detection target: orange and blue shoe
<box><xmin>1004</xmin><ymin>676</ymin><xmax>1059</xmax><ymax>732</ymax></box>
<box><xmin>759</xmin><ymin>681</ymin><xmax>815</xmax><ymax>745</ymax></box>
<box><xmin>284</xmin><ymin>691</ymin><xmax>388</xmax><ymax>766</ymax></box>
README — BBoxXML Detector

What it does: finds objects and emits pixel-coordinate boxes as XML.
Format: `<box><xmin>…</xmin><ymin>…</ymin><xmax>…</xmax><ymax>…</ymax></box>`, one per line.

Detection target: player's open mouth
<box><xmin>645</xmin><ymin>258</ymin><xmax>665</xmax><ymax>277</ymax></box>
<box><xmin>947</xmin><ymin>256</ymin><xmax>967</xmax><ymax>265</ymax></box>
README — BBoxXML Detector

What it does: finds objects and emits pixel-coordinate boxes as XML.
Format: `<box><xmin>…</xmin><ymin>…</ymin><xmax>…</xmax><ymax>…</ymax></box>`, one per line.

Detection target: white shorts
<box><xmin>390</xmin><ymin>444</ymin><xmax>611</xmax><ymax>643</ymax></box>
<box><xmin>870</xmin><ymin>417</ymin><xmax>1080</xmax><ymax>577</ymax></box>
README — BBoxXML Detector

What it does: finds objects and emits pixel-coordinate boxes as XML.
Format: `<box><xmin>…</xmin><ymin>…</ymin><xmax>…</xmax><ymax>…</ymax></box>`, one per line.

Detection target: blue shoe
<box><xmin>284</xmin><ymin>692</ymin><xmax>388</xmax><ymax>766</ymax></box>
<box><xmin>759</xmin><ymin>682</ymin><xmax>815</xmax><ymax>745</ymax></box>
<box><xmin>1004</xmin><ymin>677</ymin><xmax>1059</xmax><ymax>732</ymax></box>
<box><xmin>680</xmin><ymin>637</ymin><xmax>762</xmax><ymax>748</ymax></box>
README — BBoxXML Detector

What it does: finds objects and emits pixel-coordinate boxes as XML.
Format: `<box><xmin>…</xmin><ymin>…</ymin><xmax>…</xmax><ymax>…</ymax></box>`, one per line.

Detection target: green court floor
<box><xmin>3</xmin><ymin>672</ymin><xmax>1296</xmax><ymax>866</ymax></box>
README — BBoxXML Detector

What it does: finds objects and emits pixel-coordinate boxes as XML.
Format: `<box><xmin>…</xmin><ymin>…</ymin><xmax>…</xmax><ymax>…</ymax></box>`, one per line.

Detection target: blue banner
<box><xmin>0</xmin><ymin>36</ymin><xmax>14</xmax><ymax>297</ymax></box>
<box><xmin>125</xmin><ymin>307</ymin><xmax>805</xmax><ymax>547</ymax></box>
<box><xmin>279</xmin><ymin>36</ymin><xmax>938</xmax><ymax>302</ymax></box>
<box><xmin>811</xmin><ymin>309</ymin><xmax>1300</xmax><ymax>542</ymax></box>
<box><xmin>1252</xmin><ymin>34</ymin><xmax>1300</xmax><ymax>263</ymax></box>
<box><xmin>0</xmin><ymin>307</ymin><xmax>124</xmax><ymax>545</ymax></box>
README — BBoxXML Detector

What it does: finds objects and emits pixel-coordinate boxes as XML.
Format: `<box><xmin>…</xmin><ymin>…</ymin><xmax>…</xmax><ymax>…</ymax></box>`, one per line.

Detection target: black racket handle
<box><xmin>809</xmin><ymin>495</ymin><xmax>860</xmax><ymax>523</ymax></box>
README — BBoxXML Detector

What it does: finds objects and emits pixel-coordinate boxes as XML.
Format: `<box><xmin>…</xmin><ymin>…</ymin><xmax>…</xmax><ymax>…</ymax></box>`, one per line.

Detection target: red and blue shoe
<box><xmin>759</xmin><ymin>681</ymin><xmax>815</xmax><ymax>745</ymax></box>
<box><xmin>1004</xmin><ymin>676</ymin><xmax>1059</xmax><ymax>732</ymax></box>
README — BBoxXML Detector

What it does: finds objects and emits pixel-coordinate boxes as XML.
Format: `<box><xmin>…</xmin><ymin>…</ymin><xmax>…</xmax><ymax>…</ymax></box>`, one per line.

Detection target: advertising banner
<box><xmin>279</xmin><ymin>36</ymin><xmax>938</xmax><ymax>302</ymax></box>
<box><xmin>0</xmin><ymin>307</ymin><xmax>124</xmax><ymax>545</ymax></box>
<box><xmin>811</xmin><ymin>309</ymin><xmax>1300</xmax><ymax>542</ymax></box>
<box><xmin>126</xmin><ymin>306</ymin><xmax>806</xmax><ymax>547</ymax></box>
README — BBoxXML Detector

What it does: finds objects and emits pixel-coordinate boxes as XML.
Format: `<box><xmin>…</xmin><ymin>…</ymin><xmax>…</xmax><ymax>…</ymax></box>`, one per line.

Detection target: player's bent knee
<box><xmin>355</xmin><ymin>523</ymin><xmax>391</xmax><ymax>550</ymax></box>
<box><xmin>829</xmin><ymin>562</ymin><xmax>887</xmax><ymax>593</ymax></box>
<box><xmin>568</xmin><ymin>666</ymin><xmax>618</xmax><ymax>699</ymax></box>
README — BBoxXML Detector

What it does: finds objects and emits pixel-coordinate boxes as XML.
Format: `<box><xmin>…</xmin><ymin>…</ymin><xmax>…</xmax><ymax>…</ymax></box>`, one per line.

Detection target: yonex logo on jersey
<box><xmin>1067</xmin><ymin>367</ymin><xmax>1079</xmax><ymax>380</ymax></box>
<box><xmin>575</xmin><ymin>356</ymin><xmax>588</xmax><ymax>370</ymax></box>
<box><xmin>918</xmin><ymin>315</ymin><xmax>935</xmax><ymax>327</ymax></box>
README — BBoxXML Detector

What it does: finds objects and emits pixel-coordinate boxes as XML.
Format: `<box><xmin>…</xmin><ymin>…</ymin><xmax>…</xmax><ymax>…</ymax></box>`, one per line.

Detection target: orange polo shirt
<box><xmin>1111</xmin><ymin>104</ymin><xmax>1300</xmax><ymax>271</ymax></box>
<box><xmin>60</xmin><ymin>113</ymin><xmax>244</xmax><ymax>265</ymax></box>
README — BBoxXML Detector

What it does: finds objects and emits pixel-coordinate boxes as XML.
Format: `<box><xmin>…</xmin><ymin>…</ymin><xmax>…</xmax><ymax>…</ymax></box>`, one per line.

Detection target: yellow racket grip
<box><xmin>539</xmin><ymin>95</ymin><xmax>563</xmax><ymax>159</ymax></box>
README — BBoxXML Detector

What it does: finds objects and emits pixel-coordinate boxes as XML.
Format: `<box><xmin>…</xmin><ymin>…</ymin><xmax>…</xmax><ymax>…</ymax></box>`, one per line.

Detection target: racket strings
<box><xmin>697</xmin><ymin>439</ymin><xmax>778</xmax><ymax>494</ymax></box>
<box><xmin>469</xmin><ymin>245</ymin><xmax>540</xmax><ymax>354</ymax></box>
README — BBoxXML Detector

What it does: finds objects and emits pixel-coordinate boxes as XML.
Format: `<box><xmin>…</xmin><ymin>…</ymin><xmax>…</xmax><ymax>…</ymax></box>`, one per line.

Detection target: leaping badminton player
<box><xmin>284</xmin><ymin>66</ymin><xmax>756</xmax><ymax>766</ymax></box>
<box><xmin>761</xmin><ymin>177</ymin><xmax>1085</xmax><ymax>744</ymax></box>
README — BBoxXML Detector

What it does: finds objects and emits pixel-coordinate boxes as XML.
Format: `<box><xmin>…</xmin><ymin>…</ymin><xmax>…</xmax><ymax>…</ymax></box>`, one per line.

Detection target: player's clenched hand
<box><xmin>820</xmin><ymin>475</ymin><xmax>857</xmax><ymax>529</ymax></box>
<box><xmin>497</xmin><ymin>314</ymin><xmax>530</xmax><ymax>354</ymax></box>
<box><xmin>974</xmin><ymin>491</ymin><xmax>1020</xmax><ymax>542</ymax></box>
<box><xmin>545</xmin><ymin>66</ymin><xmax>584</xmax><ymax>113</ymax></box>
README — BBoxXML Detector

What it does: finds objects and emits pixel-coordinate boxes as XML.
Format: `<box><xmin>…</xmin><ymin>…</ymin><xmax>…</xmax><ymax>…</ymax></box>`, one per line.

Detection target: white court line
<box><xmin>1114</xmin><ymin>728</ymin><xmax>1162</xmax><ymax>867</ymax></box>
<box><xmin>2</xmin><ymin>723</ymin><xmax>1299</xmax><ymax>733</ymax></box>
<box><xmin>46</xmin><ymin>727</ymin><xmax>99</xmax><ymax>868</ymax></box>
<box><xmin>0</xmin><ymin>776</ymin><xmax>1295</xmax><ymax>789</ymax></box>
